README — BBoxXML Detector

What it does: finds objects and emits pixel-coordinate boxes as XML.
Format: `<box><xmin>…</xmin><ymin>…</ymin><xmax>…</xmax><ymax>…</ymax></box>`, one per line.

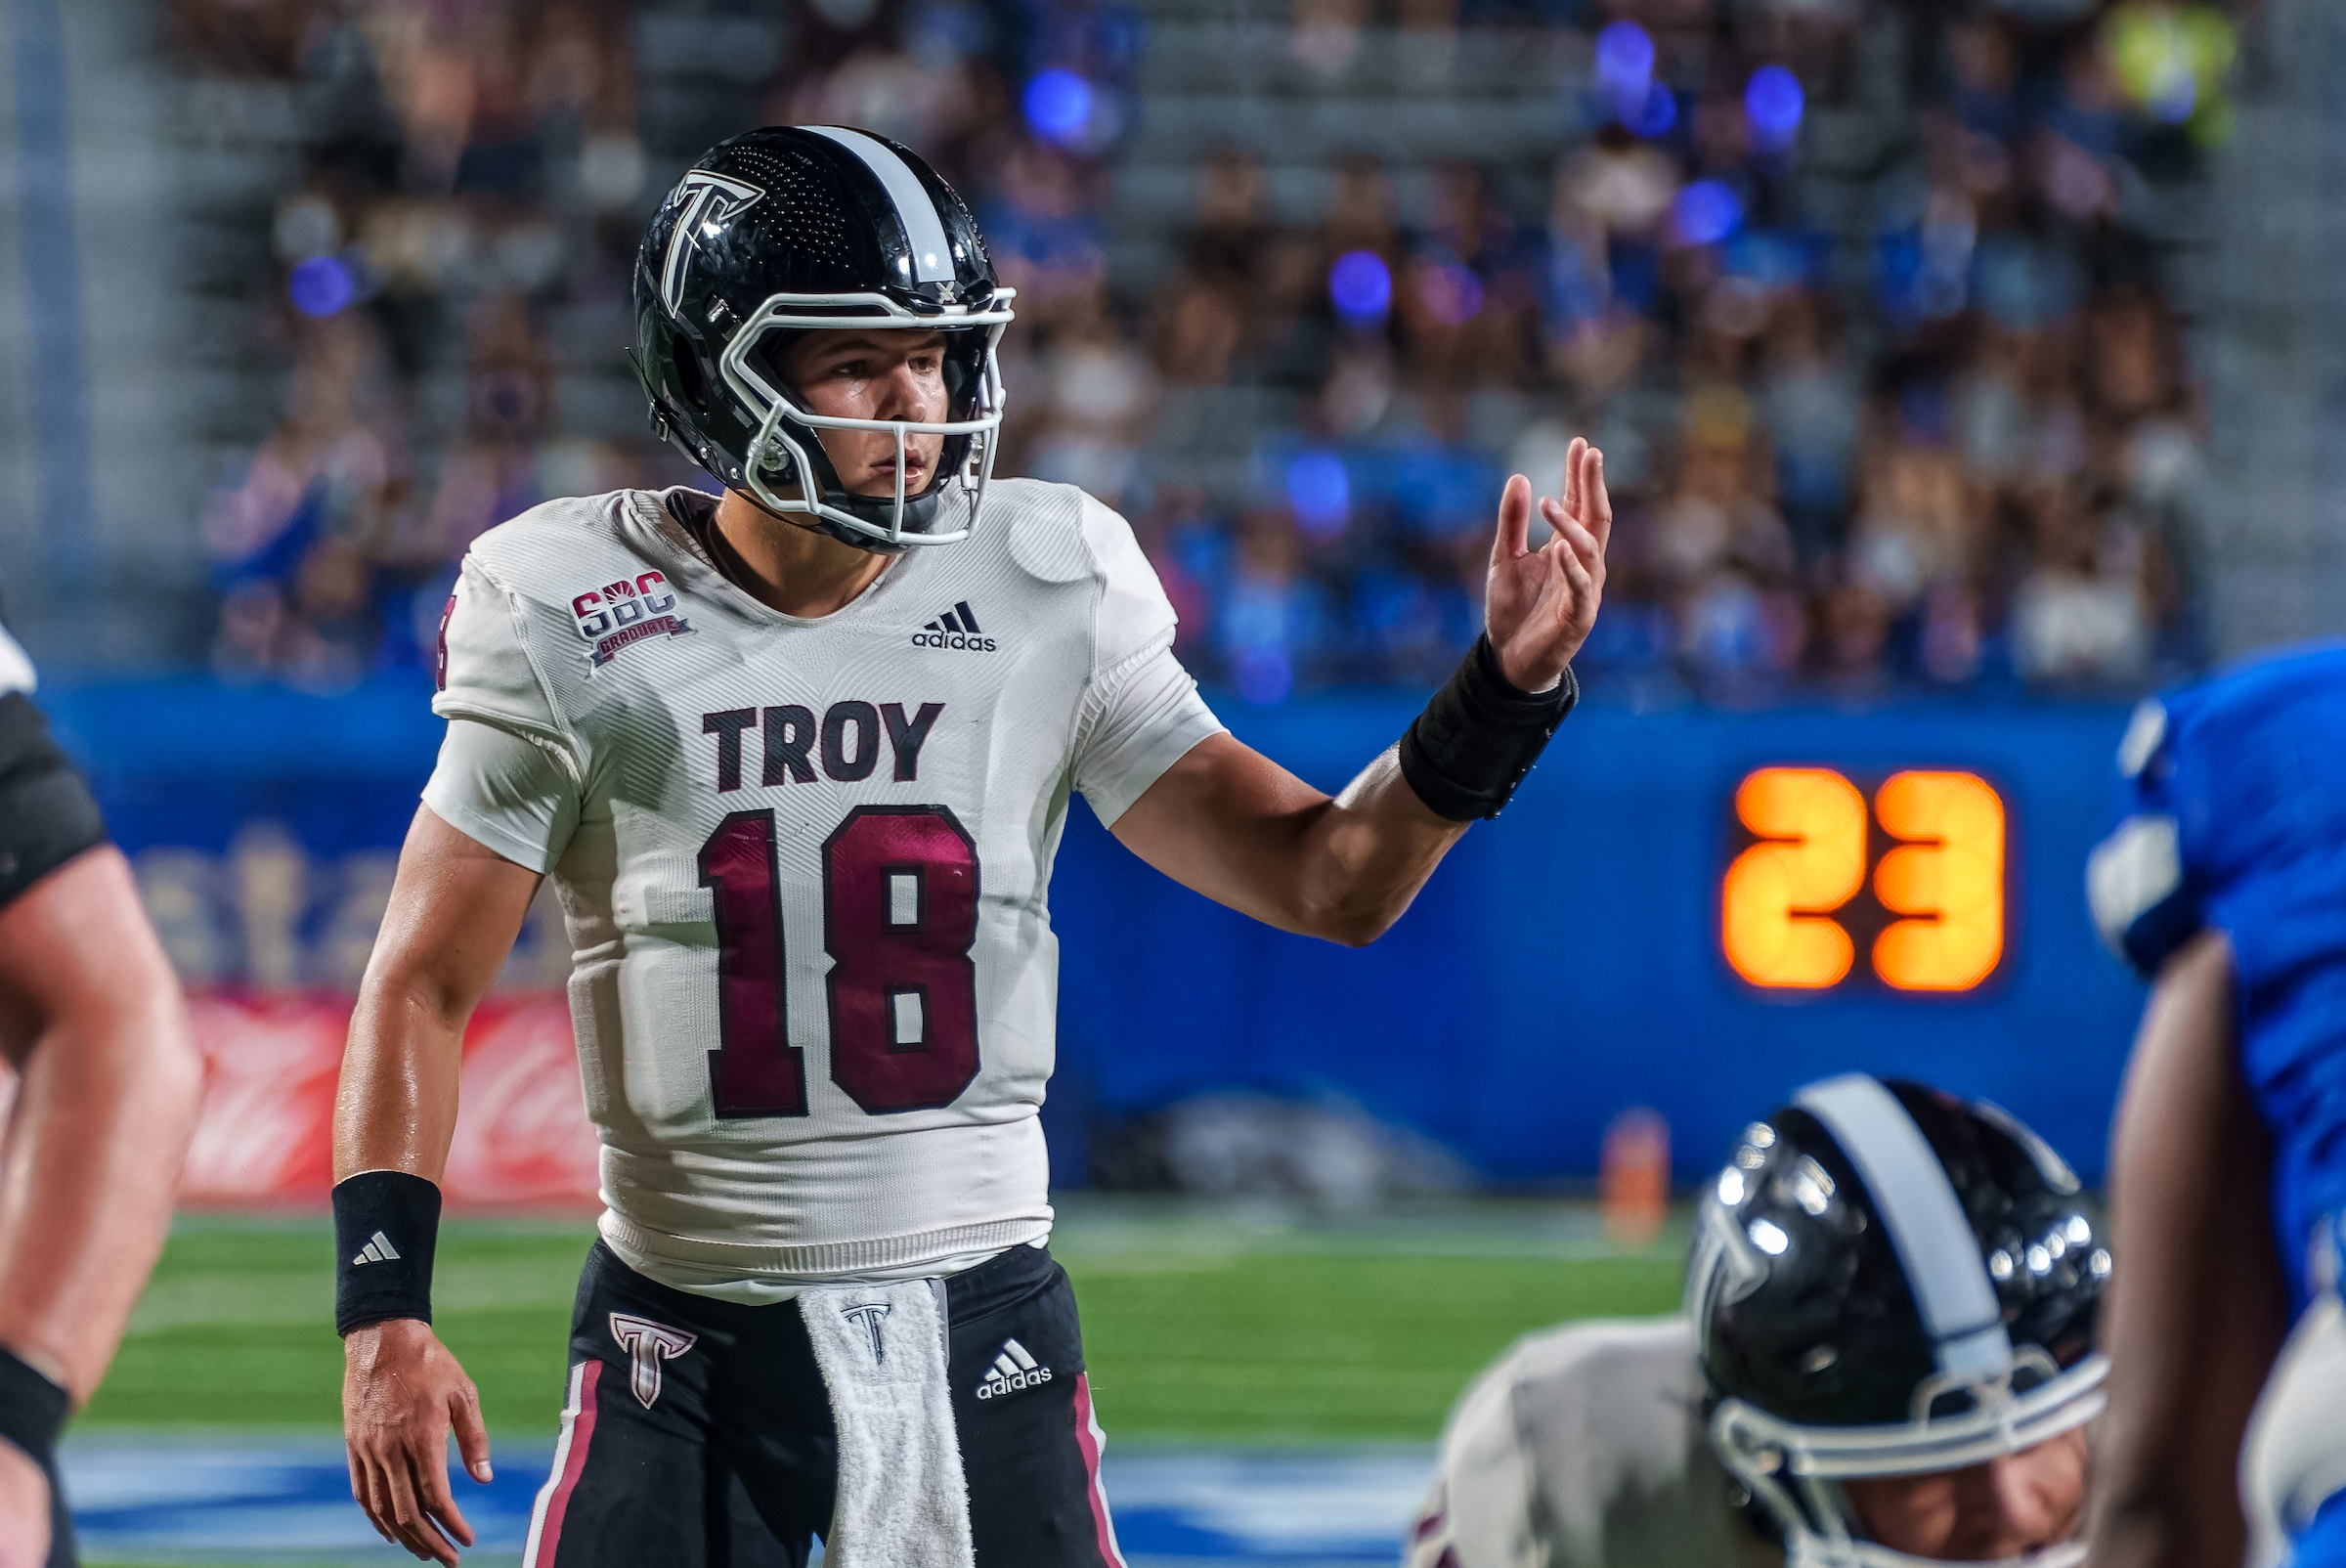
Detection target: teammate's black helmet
<box><xmin>1686</xmin><ymin>1075</ymin><xmax>2109</xmax><ymax>1568</ymax></box>
<box><xmin>631</xmin><ymin>125</ymin><xmax>1015</xmax><ymax>553</ymax></box>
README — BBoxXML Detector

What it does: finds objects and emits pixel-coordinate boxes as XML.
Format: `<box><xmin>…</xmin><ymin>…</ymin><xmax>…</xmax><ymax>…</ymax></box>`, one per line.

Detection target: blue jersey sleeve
<box><xmin>2087</xmin><ymin>696</ymin><xmax>2205</xmax><ymax>979</ymax></box>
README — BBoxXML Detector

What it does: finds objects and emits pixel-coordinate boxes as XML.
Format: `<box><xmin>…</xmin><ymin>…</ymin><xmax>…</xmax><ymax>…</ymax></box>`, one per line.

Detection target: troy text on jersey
<box><xmin>703</xmin><ymin>702</ymin><xmax>946</xmax><ymax>792</ymax></box>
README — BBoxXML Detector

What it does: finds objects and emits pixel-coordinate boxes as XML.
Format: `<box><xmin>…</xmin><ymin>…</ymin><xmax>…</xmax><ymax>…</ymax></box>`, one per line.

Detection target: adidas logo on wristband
<box><xmin>351</xmin><ymin>1231</ymin><xmax>402</xmax><ymax>1266</ymax></box>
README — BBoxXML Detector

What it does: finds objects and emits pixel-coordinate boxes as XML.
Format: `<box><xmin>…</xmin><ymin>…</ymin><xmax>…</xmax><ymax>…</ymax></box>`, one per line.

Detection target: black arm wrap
<box><xmin>333</xmin><ymin>1170</ymin><xmax>443</xmax><ymax>1335</ymax></box>
<box><xmin>1396</xmin><ymin>635</ymin><xmax>1579</xmax><ymax>821</ymax></box>
<box><xmin>0</xmin><ymin>692</ymin><xmax>109</xmax><ymax>912</ymax></box>
<box><xmin>0</xmin><ymin>1347</ymin><xmax>67</xmax><ymax>1468</ymax></box>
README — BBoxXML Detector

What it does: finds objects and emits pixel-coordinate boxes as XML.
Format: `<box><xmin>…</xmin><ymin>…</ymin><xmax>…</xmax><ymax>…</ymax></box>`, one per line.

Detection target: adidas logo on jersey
<box><xmin>975</xmin><ymin>1337</ymin><xmax>1052</xmax><ymax>1400</ymax></box>
<box><xmin>912</xmin><ymin>600</ymin><xmax>996</xmax><ymax>652</ymax></box>
<box><xmin>351</xmin><ymin>1231</ymin><xmax>401</xmax><ymax>1266</ymax></box>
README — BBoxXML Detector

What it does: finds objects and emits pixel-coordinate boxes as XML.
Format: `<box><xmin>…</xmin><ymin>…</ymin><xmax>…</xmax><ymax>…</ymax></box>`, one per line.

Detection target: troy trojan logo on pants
<box><xmin>609</xmin><ymin>1313</ymin><xmax>698</xmax><ymax>1408</ymax></box>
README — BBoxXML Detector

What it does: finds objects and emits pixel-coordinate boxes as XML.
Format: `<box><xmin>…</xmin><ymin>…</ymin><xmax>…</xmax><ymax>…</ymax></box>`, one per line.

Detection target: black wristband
<box><xmin>1396</xmin><ymin>634</ymin><xmax>1578</xmax><ymax>821</ymax></box>
<box><xmin>0</xmin><ymin>1346</ymin><xmax>68</xmax><ymax>1467</ymax></box>
<box><xmin>333</xmin><ymin>1170</ymin><xmax>442</xmax><ymax>1335</ymax></box>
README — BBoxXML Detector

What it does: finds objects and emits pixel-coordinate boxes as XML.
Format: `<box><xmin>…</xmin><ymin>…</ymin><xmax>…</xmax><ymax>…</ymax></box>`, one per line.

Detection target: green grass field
<box><xmin>86</xmin><ymin>1198</ymin><xmax>1684</xmax><ymax>1444</ymax></box>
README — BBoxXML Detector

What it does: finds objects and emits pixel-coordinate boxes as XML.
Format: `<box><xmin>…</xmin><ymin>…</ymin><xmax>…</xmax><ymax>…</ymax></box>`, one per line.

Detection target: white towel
<box><xmin>800</xmin><ymin>1278</ymin><xmax>976</xmax><ymax>1568</ymax></box>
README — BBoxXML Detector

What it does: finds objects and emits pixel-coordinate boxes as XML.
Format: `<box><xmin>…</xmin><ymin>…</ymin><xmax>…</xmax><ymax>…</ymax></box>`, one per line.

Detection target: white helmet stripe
<box><xmin>1795</xmin><ymin>1074</ymin><xmax>2014</xmax><ymax>1377</ymax></box>
<box><xmin>803</xmin><ymin>125</ymin><xmax>957</xmax><ymax>283</ymax></box>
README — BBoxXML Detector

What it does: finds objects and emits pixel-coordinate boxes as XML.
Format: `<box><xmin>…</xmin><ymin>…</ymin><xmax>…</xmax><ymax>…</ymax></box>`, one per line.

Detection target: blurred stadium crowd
<box><xmin>174</xmin><ymin>0</ymin><xmax>2239</xmax><ymax>704</ymax></box>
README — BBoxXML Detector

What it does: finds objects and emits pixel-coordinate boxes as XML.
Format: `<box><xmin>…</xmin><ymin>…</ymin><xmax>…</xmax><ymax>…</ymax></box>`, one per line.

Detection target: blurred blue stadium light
<box><xmin>1745</xmin><ymin>65</ymin><xmax>1803</xmax><ymax>152</ymax></box>
<box><xmin>1673</xmin><ymin>181</ymin><xmax>1743</xmax><ymax>247</ymax></box>
<box><xmin>1596</xmin><ymin>20</ymin><xmax>1676</xmax><ymax>137</ymax></box>
<box><xmin>1594</xmin><ymin>20</ymin><xmax>1654</xmax><ymax>97</ymax></box>
<box><xmin>287</xmin><ymin>255</ymin><xmax>355</xmax><ymax>319</ymax></box>
<box><xmin>1023</xmin><ymin>68</ymin><xmax>1095</xmax><ymax>146</ymax></box>
<box><xmin>1328</xmin><ymin>250</ymin><xmax>1392</xmax><ymax>327</ymax></box>
<box><xmin>1286</xmin><ymin>451</ymin><xmax>1351</xmax><ymax>539</ymax></box>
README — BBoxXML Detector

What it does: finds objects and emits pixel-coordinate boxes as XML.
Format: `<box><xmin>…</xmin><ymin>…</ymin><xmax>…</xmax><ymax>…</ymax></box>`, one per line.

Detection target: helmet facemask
<box><xmin>717</xmin><ymin>291</ymin><xmax>1016</xmax><ymax>554</ymax></box>
<box><xmin>1709</xmin><ymin>1346</ymin><xmax>2107</xmax><ymax>1568</ymax></box>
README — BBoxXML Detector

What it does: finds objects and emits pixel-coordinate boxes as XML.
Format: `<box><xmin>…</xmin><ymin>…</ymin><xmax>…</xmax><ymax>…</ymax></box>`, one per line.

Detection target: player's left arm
<box><xmin>1113</xmin><ymin>441</ymin><xmax>1608</xmax><ymax>946</ymax></box>
<box><xmin>2086</xmin><ymin>929</ymin><xmax>2290</xmax><ymax>1568</ymax></box>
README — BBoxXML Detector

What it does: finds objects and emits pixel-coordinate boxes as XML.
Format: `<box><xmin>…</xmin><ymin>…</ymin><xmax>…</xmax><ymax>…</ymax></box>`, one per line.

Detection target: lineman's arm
<box><xmin>2086</xmin><ymin>930</ymin><xmax>2290</xmax><ymax>1568</ymax></box>
<box><xmin>333</xmin><ymin>803</ymin><xmax>539</xmax><ymax>1566</ymax></box>
<box><xmin>1112</xmin><ymin>441</ymin><xmax>1608</xmax><ymax>947</ymax></box>
<box><xmin>0</xmin><ymin>671</ymin><xmax>201</xmax><ymax>1567</ymax></box>
<box><xmin>0</xmin><ymin>847</ymin><xmax>200</xmax><ymax>1406</ymax></box>
<box><xmin>0</xmin><ymin>847</ymin><xmax>200</xmax><ymax>1568</ymax></box>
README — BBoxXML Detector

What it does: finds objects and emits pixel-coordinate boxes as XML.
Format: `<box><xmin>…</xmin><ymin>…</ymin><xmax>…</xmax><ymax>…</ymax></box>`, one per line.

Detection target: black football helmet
<box><xmin>631</xmin><ymin>125</ymin><xmax>1015</xmax><ymax>552</ymax></box>
<box><xmin>1687</xmin><ymin>1075</ymin><xmax>2109</xmax><ymax>1568</ymax></box>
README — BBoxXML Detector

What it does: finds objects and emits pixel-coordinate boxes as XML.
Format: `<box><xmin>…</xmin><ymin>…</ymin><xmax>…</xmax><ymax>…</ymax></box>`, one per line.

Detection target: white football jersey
<box><xmin>1408</xmin><ymin>1317</ymin><xmax>1779</xmax><ymax>1568</ymax></box>
<box><xmin>424</xmin><ymin>480</ymin><xmax>1224</xmax><ymax>1293</ymax></box>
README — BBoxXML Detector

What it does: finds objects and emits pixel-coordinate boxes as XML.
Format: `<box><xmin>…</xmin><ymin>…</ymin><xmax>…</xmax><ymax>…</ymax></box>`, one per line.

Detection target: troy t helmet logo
<box><xmin>660</xmin><ymin>171</ymin><xmax>764</xmax><ymax>315</ymax></box>
<box><xmin>608</xmin><ymin>1313</ymin><xmax>698</xmax><ymax>1409</ymax></box>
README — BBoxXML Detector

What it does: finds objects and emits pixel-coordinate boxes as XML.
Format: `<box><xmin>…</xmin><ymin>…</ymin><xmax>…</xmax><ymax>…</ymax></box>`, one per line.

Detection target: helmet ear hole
<box><xmin>943</xmin><ymin>331</ymin><xmax>987</xmax><ymax>420</ymax></box>
<box><xmin>670</xmin><ymin>339</ymin><xmax>712</xmax><ymax>414</ymax></box>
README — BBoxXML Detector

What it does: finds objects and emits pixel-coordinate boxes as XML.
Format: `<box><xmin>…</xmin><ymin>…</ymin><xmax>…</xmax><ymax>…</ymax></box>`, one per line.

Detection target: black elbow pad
<box><xmin>0</xmin><ymin>692</ymin><xmax>109</xmax><ymax>911</ymax></box>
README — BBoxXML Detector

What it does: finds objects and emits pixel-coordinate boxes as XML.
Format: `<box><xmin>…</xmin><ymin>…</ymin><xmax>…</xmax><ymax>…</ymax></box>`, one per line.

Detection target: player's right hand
<box><xmin>343</xmin><ymin>1318</ymin><xmax>494</xmax><ymax>1565</ymax></box>
<box><xmin>0</xmin><ymin>1437</ymin><xmax>50</xmax><ymax>1568</ymax></box>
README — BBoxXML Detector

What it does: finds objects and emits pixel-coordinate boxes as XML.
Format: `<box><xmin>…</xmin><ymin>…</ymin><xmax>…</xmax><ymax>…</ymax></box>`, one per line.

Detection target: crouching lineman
<box><xmin>2084</xmin><ymin>646</ymin><xmax>2346</xmax><ymax>1568</ymax></box>
<box><xmin>332</xmin><ymin>123</ymin><xmax>1611</xmax><ymax>1567</ymax></box>
<box><xmin>1408</xmin><ymin>1075</ymin><xmax>2109</xmax><ymax>1568</ymax></box>
<box><xmin>0</xmin><ymin>621</ymin><xmax>202</xmax><ymax>1567</ymax></box>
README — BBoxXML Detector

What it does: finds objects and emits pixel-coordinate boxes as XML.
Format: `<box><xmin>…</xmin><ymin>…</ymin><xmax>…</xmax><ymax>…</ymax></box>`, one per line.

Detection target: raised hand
<box><xmin>1483</xmin><ymin>437</ymin><xmax>1611</xmax><ymax>693</ymax></box>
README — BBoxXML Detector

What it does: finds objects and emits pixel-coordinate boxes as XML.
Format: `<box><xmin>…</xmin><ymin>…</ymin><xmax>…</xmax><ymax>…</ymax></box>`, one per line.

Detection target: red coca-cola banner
<box><xmin>179</xmin><ymin>991</ymin><xmax>600</xmax><ymax>1211</ymax></box>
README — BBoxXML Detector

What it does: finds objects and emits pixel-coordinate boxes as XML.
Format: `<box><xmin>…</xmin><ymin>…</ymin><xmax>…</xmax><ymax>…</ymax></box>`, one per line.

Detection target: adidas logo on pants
<box><xmin>977</xmin><ymin>1338</ymin><xmax>1052</xmax><ymax>1400</ymax></box>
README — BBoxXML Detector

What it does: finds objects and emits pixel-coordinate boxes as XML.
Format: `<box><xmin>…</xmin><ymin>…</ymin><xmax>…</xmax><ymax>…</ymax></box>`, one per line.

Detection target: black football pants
<box><xmin>522</xmin><ymin>1240</ymin><xmax>1126</xmax><ymax>1568</ymax></box>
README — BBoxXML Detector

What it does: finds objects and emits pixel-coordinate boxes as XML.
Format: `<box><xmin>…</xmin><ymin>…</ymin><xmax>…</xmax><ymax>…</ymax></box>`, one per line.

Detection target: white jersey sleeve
<box><xmin>422</xmin><ymin>719</ymin><xmax>580</xmax><ymax>874</ymax></box>
<box><xmin>425</xmin><ymin>553</ymin><xmax>593</xmax><ymax>870</ymax></box>
<box><xmin>432</xmin><ymin>553</ymin><xmax>588</xmax><ymax>777</ymax></box>
<box><xmin>1409</xmin><ymin>1318</ymin><xmax>1776</xmax><ymax>1568</ymax></box>
<box><xmin>1073</xmin><ymin>645</ymin><xmax>1223</xmax><ymax>826</ymax></box>
<box><xmin>1066</xmin><ymin>495</ymin><xmax>1224</xmax><ymax>825</ymax></box>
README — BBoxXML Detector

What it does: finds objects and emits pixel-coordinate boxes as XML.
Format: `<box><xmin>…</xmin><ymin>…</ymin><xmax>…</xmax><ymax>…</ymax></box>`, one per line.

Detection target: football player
<box><xmin>1407</xmin><ymin>1076</ymin><xmax>2109</xmax><ymax>1568</ymax></box>
<box><xmin>0</xmin><ymin>622</ymin><xmax>202</xmax><ymax>1567</ymax></box>
<box><xmin>331</xmin><ymin>125</ymin><xmax>1611</xmax><ymax>1567</ymax></box>
<box><xmin>2084</xmin><ymin>645</ymin><xmax>2346</xmax><ymax>1568</ymax></box>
